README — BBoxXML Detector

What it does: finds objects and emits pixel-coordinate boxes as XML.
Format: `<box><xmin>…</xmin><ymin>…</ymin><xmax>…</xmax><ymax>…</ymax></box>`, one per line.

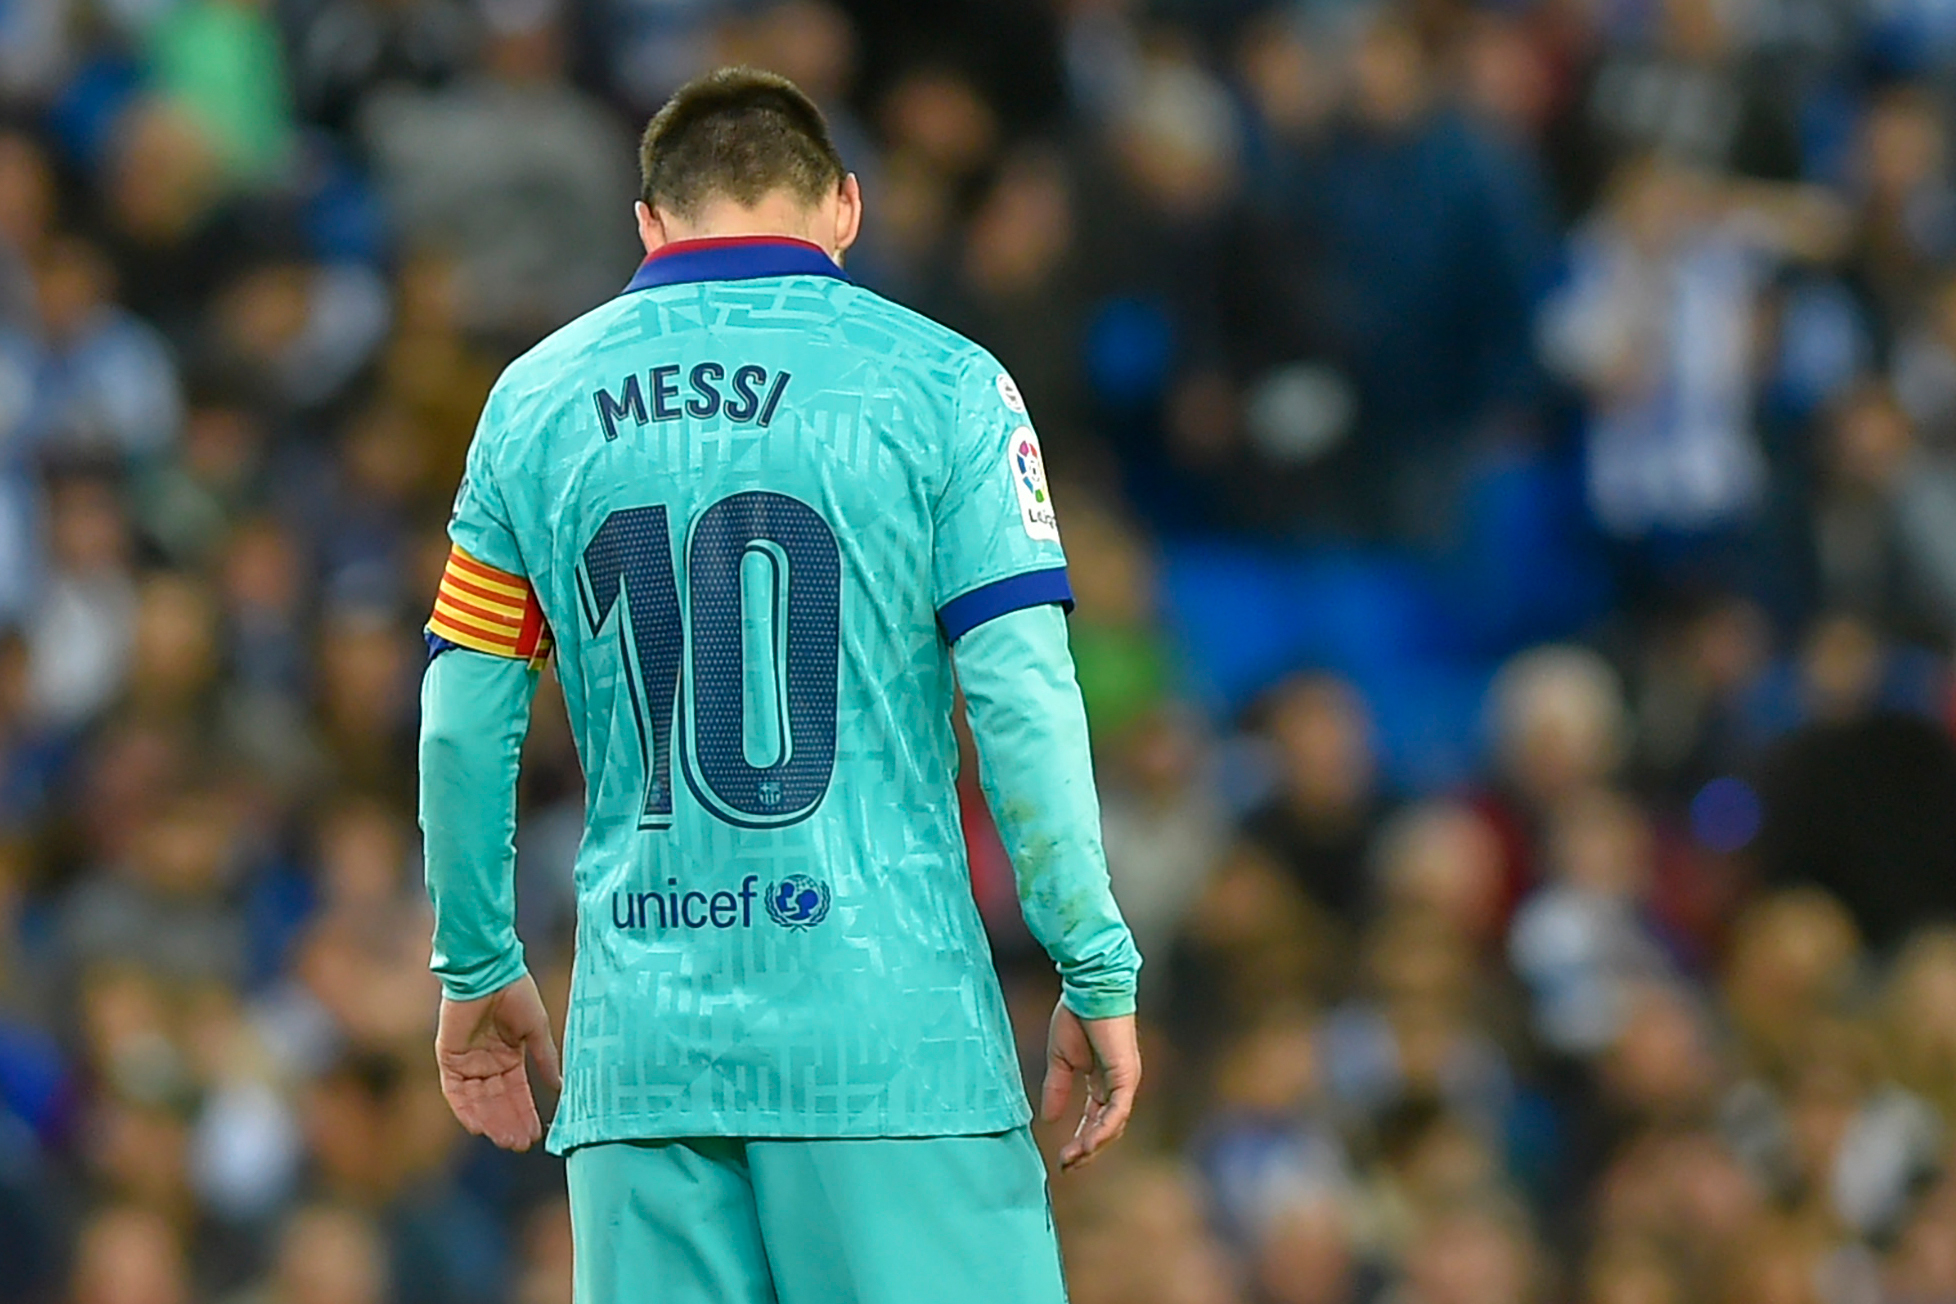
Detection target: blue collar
<box><xmin>623</xmin><ymin>236</ymin><xmax>849</xmax><ymax>292</ymax></box>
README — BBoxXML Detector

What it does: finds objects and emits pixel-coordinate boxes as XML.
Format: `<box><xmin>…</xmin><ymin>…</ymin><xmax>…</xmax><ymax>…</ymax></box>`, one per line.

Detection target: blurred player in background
<box><xmin>416</xmin><ymin>66</ymin><xmax>1141</xmax><ymax>1304</ymax></box>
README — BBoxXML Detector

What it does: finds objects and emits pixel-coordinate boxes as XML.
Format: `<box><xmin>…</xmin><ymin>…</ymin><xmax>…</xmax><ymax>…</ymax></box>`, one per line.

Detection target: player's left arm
<box><xmin>953</xmin><ymin>605</ymin><xmax>1143</xmax><ymax>1170</ymax></box>
<box><xmin>419</xmin><ymin>410</ymin><xmax>562</xmax><ymax>1152</ymax></box>
<box><xmin>933</xmin><ymin>349</ymin><xmax>1144</xmax><ymax>1168</ymax></box>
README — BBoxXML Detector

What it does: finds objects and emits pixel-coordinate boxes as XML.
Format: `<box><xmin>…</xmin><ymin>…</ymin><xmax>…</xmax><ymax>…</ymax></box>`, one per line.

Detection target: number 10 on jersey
<box><xmin>578</xmin><ymin>491</ymin><xmax>842</xmax><ymax>830</ymax></box>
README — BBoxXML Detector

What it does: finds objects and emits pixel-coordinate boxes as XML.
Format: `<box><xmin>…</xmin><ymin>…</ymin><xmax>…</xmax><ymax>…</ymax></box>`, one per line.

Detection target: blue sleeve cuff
<box><xmin>937</xmin><ymin>567</ymin><xmax>1074</xmax><ymax>643</ymax></box>
<box><xmin>425</xmin><ymin>630</ymin><xmax>462</xmax><ymax>661</ymax></box>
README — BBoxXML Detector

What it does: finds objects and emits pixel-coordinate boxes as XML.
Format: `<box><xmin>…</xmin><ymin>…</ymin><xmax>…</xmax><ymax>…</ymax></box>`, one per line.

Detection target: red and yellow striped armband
<box><xmin>426</xmin><ymin>546</ymin><xmax>553</xmax><ymax>665</ymax></box>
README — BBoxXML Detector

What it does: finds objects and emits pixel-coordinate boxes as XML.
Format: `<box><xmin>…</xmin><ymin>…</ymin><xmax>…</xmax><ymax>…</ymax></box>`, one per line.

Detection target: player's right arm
<box><xmin>933</xmin><ymin>352</ymin><xmax>1143</xmax><ymax>1168</ymax></box>
<box><xmin>419</xmin><ymin>407</ymin><xmax>562</xmax><ymax>1151</ymax></box>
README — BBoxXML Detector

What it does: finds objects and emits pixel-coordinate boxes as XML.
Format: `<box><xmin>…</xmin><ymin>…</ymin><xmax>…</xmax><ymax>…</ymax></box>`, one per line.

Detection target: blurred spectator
<box><xmin>1054</xmin><ymin>1158</ymin><xmax>1238</xmax><ymax>1304</ymax></box>
<box><xmin>1811</xmin><ymin>381</ymin><xmax>1956</xmax><ymax>643</ymax></box>
<box><xmin>93</xmin><ymin>100</ymin><xmax>262</xmax><ymax>345</ymax></box>
<box><xmin>287</xmin><ymin>0</ymin><xmax>480</xmax><ymax>134</ymax></box>
<box><xmin>29</xmin><ymin>471</ymin><xmax>139</xmax><ymax>728</ymax></box>
<box><xmin>587</xmin><ymin>0</ymin><xmax>734</xmax><ymax>114</ymax></box>
<box><xmin>289</xmin><ymin>796</ymin><xmax>432</xmax><ymax>1051</ymax></box>
<box><xmin>1844</xmin><ymin>87</ymin><xmax>1955</xmax><ymax>342</ymax></box>
<box><xmin>879</xmin><ymin>64</ymin><xmax>1000</xmax><ymax>190</ymax></box>
<box><xmin>1508</xmin><ymin>789</ymin><xmax>1673</xmax><ymax>1058</ymax></box>
<box><xmin>1721</xmin><ymin>888</ymin><xmax>1861</xmax><ymax>1080</ymax></box>
<box><xmin>57</xmin><ymin>786</ymin><xmax>248</xmax><ymax>992</ymax></box>
<box><xmin>1482</xmin><ymin>644</ymin><xmax>1628</xmax><ymax>900</ymax></box>
<box><xmin>927</xmin><ymin>147</ymin><xmax>1091</xmax><ymax>458</ymax></box>
<box><xmin>1757</xmin><ymin>618</ymin><xmax>1956</xmax><ymax>946</ymax></box>
<box><xmin>1251</xmin><ymin>1194</ymin><xmax>1374</xmax><ymax>1304</ymax></box>
<box><xmin>203</xmin><ymin>257</ymin><xmax>391</xmax><ymax>416</ymax></box>
<box><xmin>1318</xmin><ymin>912</ymin><xmax>1516</xmax><ymax>1137</ymax></box>
<box><xmin>1630</xmin><ymin>592</ymin><xmax>1769</xmax><ymax>800</ymax></box>
<box><xmin>226</xmin><ymin>1202</ymin><xmax>388</xmax><ymax>1304</ymax></box>
<box><xmin>135</xmin><ymin>404</ymin><xmax>273</xmax><ymax>569</ymax></box>
<box><xmin>70</xmin><ymin>1204</ymin><xmax>191</xmax><ymax>1304</ymax></box>
<box><xmin>1556</xmin><ymin>0</ymin><xmax>1804</xmax><ymax>216</ymax></box>
<box><xmin>1396</xmin><ymin>1200</ymin><xmax>1543</xmax><ymax>1304</ymax></box>
<box><xmin>1373</xmin><ymin>802</ymin><xmax>1507</xmax><ymax>951</ymax></box>
<box><xmin>1068</xmin><ymin>41</ymin><xmax>1241</xmax><ymax>524</ymax></box>
<box><xmin>299</xmin><ymin>1053</ymin><xmax>507</xmax><ymax>1304</ymax></box>
<box><xmin>1539</xmin><ymin>159</ymin><xmax>1844</xmax><ymax>567</ymax></box>
<box><xmin>1099</xmin><ymin>705</ymin><xmax>1222</xmax><ymax>966</ymax></box>
<box><xmin>1884</xmin><ymin>929</ymin><xmax>1956</xmax><ymax>1121</ymax></box>
<box><xmin>1191</xmin><ymin>1007</ymin><xmax>1351</xmax><ymax>1251</ymax></box>
<box><xmin>359</xmin><ymin>7</ymin><xmax>640</xmax><ymax>342</ymax></box>
<box><xmin>149</xmin><ymin>0</ymin><xmax>298</xmax><ymax>184</ymax></box>
<box><xmin>0</xmin><ymin>131</ymin><xmax>56</xmax><ymax>329</ymax></box>
<box><xmin>1241</xmin><ymin>673</ymin><xmax>1387</xmax><ymax>924</ymax></box>
<box><xmin>11</xmin><ymin>236</ymin><xmax>183</xmax><ymax>462</ymax></box>
<box><xmin>1162</xmin><ymin>842</ymin><xmax>1340</xmax><ymax>1059</ymax></box>
<box><xmin>375</xmin><ymin>255</ymin><xmax>497</xmax><ymax>490</ymax></box>
<box><xmin>1303</xmin><ymin>14</ymin><xmax>1549</xmax><ymax>544</ymax></box>
<box><xmin>310</xmin><ymin>606</ymin><xmax>417</xmax><ymax>793</ymax></box>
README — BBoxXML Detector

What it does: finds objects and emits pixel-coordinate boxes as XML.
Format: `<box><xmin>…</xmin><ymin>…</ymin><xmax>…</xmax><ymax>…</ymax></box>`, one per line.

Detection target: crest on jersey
<box><xmin>996</xmin><ymin>372</ymin><xmax>1027</xmax><ymax>414</ymax></box>
<box><xmin>1010</xmin><ymin>428</ymin><xmax>1060</xmax><ymax>542</ymax></box>
<box><xmin>766</xmin><ymin>875</ymin><xmax>832</xmax><ymax>929</ymax></box>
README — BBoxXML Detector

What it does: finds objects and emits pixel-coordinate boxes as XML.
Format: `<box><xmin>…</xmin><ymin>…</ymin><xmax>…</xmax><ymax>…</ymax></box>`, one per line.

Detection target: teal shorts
<box><xmin>565</xmin><ymin>1127</ymin><xmax>1068</xmax><ymax>1304</ymax></box>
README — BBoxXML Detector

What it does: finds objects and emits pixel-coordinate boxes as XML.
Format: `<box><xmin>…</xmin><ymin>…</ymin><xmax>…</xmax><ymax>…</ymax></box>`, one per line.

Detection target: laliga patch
<box><xmin>996</xmin><ymin>372</ymin><xmax>1027</xmax><ymax>414</ymax></box>
<box><xmin>1009</xmin><ymin>427</ymin><xmax>1061</xmax><ymax>542</ymax></box>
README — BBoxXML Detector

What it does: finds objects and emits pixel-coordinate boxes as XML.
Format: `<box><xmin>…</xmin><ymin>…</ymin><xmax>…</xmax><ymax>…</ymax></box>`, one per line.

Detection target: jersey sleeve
<box><xmin>428</xmin><ymin>400</ymin><xmax>552</xmax><ymax>665</ymax></box>
<box><xmin>420</xmin><ymin>647</ymin><xmax>539</xmax><ymax>1000</ymax></box>
<box><xmin>447</xmin><ymin>399</ymin><xmax>526</xmax><ymax>575</ymax></box>
<box><xmin>419</xmin><ymin>391</ymin><xmax>546</xmax><ymax>1002</ymax></box>
<box><xmin>931</xmin><ymin>353</ymin><xmax>1073</xmax><ymax>643</ymax></box>
<box><xmin>954</xmin><ymin>603</ymin><xmax>1141</xmax><ymax>1017</ymax></box>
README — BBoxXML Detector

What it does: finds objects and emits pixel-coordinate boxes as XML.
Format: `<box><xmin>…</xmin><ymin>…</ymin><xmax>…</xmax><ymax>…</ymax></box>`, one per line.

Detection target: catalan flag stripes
<box><xmin>427</xmin><ymin>546</ymin><xmax>553</xmax><ymax>663</ymax></box>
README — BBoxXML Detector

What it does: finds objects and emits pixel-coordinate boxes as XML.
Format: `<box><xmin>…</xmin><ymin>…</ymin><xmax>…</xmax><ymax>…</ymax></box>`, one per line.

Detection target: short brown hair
<box><xmin>639</xmin><ymin>67</ymin><xmax>847</xmax><ymax>218</ymax></box>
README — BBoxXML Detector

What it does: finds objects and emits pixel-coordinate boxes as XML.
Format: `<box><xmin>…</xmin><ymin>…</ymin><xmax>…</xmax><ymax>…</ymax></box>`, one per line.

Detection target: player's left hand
<box><xmin>435</xmin><ymin>974</ymin><xmax>563</xmax><ymax>1152</ymax></box>
<box><xmin>1041</xmin><ymin>1003</ymin><xmax>1141</xmax><ymax>1171</ymax></box>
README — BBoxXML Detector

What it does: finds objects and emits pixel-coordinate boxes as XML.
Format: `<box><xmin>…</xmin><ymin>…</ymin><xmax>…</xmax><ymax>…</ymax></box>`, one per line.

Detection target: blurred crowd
<box><xmin>5</xmin><ymin>0</ymin><xmax>1956</xmax><ymax>1302</ymax></box>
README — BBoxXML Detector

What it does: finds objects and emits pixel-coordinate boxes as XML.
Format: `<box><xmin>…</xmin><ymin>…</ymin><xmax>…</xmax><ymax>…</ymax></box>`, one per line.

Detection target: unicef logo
<box><xmin>765</xmin><ymin>875</ymin><xmax>832</xmax><ymax>929</ymax></box>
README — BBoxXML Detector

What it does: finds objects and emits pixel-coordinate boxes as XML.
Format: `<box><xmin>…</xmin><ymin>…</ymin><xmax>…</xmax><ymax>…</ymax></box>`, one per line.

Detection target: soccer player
<box><xmin>417</xmin><ymin>67</ymin><xmax>1142</xmax><ymax>1303</ymax></box>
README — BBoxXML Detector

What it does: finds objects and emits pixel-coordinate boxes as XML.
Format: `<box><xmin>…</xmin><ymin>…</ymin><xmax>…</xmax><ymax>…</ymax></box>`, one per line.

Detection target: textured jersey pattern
<box><xmin>448</xmin><ymin>264</ymin><xmax>1068</xmax><ymax>1149</ymax></box>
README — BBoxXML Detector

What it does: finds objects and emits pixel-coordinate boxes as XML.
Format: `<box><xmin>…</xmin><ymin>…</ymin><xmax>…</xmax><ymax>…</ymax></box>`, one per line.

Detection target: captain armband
<box><xmin>425</xmin><ymin>546</ymin><xmax>553</xmax><ymax>667</ymax></box>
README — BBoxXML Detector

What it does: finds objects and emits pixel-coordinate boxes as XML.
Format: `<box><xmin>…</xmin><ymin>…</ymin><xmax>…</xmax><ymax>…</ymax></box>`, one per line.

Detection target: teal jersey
<box><xmin>446</xmin><ymin>238</ymin><xmax>1087</xmax><ymax>1149</ymax></box>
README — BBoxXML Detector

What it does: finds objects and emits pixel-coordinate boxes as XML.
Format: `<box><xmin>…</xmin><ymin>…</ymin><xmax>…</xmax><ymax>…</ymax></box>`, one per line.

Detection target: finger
<box><xmin>1059</xmin><ymin>1118</ymin><xmax>1094</xmax><ymax>1170</ymax></box>
<box><xmin>452</xmin><ymin>1072</ymin><xmax>543</xmax><ymax>1151</ymax></box>
<box><xmin>529</xmin><ymin>1026</ymin><xmax>564</xmax><ymax>1094</ymax></box>
<box><xmin>1078</xmin><ymin>1088</ymin><xmax>1135</xmax><ymax>1159</ymax></box>
<box><xmin>1058</xmin><ymin>1084</ymin><xmax>1100</xmax><ymax>1169</ymax></box>
<box><xmin>503</xmin><ymin>1075</ymin><xmax>544</xmax><ymax>1150</ymax></box>
<box><xmin>1061</xmin><ymin>1073</ymin><xmax>1135</xmax><ymax>1170</ymax></box>
<box><xmin>484</xmin><ymin>1091</ymin><xmax>542</xmax><ymax>1151</ymax></box>
<box><xmin>1039</xmin><ymin>1055</ymin><xmax>1074</xmax><ymax>1124</ymax></box>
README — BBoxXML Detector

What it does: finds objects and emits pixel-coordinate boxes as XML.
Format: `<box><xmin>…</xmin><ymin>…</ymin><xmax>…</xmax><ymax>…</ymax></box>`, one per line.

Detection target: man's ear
<box><xmin>636</xmin><ymin>201</ymin><xmax>668</xmax><ymax>257</ymax></box>
<box><xmin>833</xmin><ymin>175</ymin><xmax>863</xmax><ymax>257</ymax></box>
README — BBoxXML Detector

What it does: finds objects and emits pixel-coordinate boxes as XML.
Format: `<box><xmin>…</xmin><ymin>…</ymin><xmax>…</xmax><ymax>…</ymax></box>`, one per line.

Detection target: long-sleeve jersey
<box><xmin>418</xmin><ymin>236</ymin><xmax>1140</xmax><ymax>1152</ymax></box>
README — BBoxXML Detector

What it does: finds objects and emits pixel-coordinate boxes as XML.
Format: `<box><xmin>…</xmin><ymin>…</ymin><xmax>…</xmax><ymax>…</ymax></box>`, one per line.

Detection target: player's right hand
<box><xmin>1040</xmin><ymin>1003</ymin><xmax>1141</xmax><ymax>1171</ymax></box>
<box><xmin>434</xmin><ymin>974</ymin><xmax>564</xmax><ymax>1152</ymax></box>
